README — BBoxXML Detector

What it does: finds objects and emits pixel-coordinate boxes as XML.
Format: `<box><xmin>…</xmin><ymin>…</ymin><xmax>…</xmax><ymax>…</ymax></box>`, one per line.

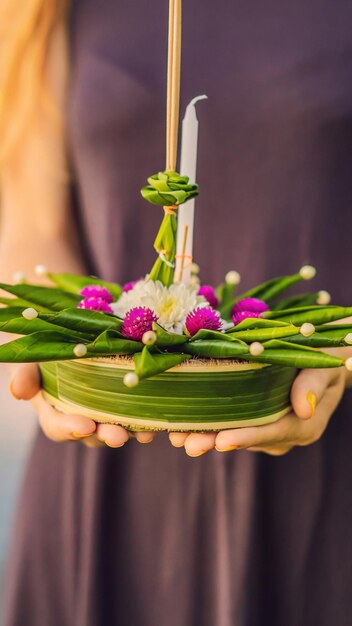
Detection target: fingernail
<box><xmin>187</xmin><ymin>450</ymin><xmax>207</xmax><ymax>457</ymax></box>
<box><xmin>171</xmin><ymin>442</ymin><xmax>185</xmax><ymax>448</ymax></box>
<box><xmin>306</xmin><ymin>391</ymin><xmax>317</xmax><ymax>416</ymax></box>
<box><xmin>9</xmin><ymin>381</ymin><xmax>21</xmax><ymax>400</ymax></box>
<box><xmin>105</xmin><ymin>441</ymin><xmax>125</xmax><ymax>448</ymax></box>
<box><xmin>138</xmin><ymin>439</ymin><xmax>153</xmax><ymax>444</ymax></box>
<box><xmin>215</xmin><ymin>445</ymin><xmax>239</xmax><ymax>452</ymax></box>
<box><xmin>71</xmin><ymin>432</ymin><xmax>91</xmax><ymax>439</ymax></box>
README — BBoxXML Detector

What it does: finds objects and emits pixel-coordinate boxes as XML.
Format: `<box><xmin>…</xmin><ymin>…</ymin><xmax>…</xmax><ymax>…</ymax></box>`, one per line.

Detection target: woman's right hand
<box><xmin>8</xmin><ymin>364</ymin><xmax>155</xmax><ymax>448</ymax></box>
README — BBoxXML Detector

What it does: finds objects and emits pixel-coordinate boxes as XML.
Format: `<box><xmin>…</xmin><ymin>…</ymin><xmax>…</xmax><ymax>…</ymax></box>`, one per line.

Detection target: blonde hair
<box><xmin>0</xmin><ymin>0</ymin><xmax>68</xmax><ymax>162</ymax></box>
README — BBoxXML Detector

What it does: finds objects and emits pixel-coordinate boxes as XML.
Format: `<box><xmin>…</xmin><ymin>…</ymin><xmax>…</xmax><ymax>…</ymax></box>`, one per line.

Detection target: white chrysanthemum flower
<box><xmin>111</xmin><ymin>280</ymin><xmax>207</xmax><ymax>334</ymax></box>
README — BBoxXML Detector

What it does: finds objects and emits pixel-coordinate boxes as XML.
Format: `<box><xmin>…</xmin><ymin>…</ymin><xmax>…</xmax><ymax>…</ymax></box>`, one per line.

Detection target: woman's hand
<box><xmin>9</xmin><ymin>364</ymin><xmax>156</xmax><ymax>448</ymax></box>
<box><xmin>169</xmin><ymin>366</ymin><xmax>347</xmax><ymax>457</ymax></box>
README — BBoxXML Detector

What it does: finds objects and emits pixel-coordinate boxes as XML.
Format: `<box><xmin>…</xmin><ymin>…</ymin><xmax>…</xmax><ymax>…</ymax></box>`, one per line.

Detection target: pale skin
<box><xmin>3</xmin><ymin>25</ymin><xmax>352</xmax><ymax>454</ymax></box>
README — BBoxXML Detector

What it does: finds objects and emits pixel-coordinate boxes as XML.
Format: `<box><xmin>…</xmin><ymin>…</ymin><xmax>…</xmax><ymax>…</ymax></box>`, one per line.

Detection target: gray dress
<box><xmin>4</xmin><ymin>1</ymin><xmax>352</xmax><ymax>624</ymax></box>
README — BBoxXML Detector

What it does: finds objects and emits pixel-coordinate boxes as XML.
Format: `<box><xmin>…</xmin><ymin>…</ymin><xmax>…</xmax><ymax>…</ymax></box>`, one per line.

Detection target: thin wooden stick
<box><xmin>166</xmin><ymin>0</ymin><xmax>182</xmax><ymax>171</ymax></box>
<box><xmin>178</xmin><ymin>224</ymin><xmax>188</xmax><ymax>282</ymax></box>
<box><xmin>166</xmin><ymin>0</ymin><xmax>175</xmax><ymax>170</ymax></box>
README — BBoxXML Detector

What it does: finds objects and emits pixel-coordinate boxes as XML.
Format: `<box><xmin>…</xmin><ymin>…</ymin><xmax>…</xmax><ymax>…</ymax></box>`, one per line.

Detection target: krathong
<box><xmin>0</xmin><ymin>0</ymin><xmax>352</xmax><ymax>432</ymax></box>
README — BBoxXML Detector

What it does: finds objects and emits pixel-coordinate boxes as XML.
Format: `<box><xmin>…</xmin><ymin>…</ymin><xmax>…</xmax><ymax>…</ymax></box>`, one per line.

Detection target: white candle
<box><xmin>175</xmin><ymin>94</ymin><xmax>207</xmax><ymax>284</ymax></box>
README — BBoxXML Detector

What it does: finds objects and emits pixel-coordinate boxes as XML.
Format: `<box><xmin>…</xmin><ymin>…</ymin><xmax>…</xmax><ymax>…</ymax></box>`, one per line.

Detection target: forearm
<box><xmin>345</xmin><ymin>364</ymin><xmax>352</xmax><ymax>389</ymax></box>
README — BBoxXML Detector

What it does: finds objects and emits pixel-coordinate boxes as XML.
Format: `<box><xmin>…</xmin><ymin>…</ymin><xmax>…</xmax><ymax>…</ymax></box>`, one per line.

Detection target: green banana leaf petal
<box><xmin>189</xmin><ymin>329</ymin><xmax>246</xmax><ymax>343</ymax></box>
<box><xmin>315</xmin><ymin>323</ymin><xmax>352</xmax><ymax>331</ymax></box>
<box><xmin>241</xmin><ymin>273</ymin><xmax>304</xmax><ymax>303</ymax></box>
<box><xmin>134</xmin><ymin>346</ymin><xmax>191</xmax><ymax>380</ymax></box>
<box><xmin>285</xmin><ymin>326</ymin><xmax>352</xmax><ymax>347</ymax></box>
<box><xmin>261</xmin><ymin>339</ymin><xmax>318</xmax><ymax>352</ymax></box>
<box><xmin>148</xmin><ymin>212</ymin><xmax>177</xmax><ymax>285</ymax></box>
<box><xmin>227</xmin><ymin>325</ymin><xmax>299</xmax><ymax>342</ymax></box>
<box><xmin>225</xmin><ymin>318</ymin><xmax>290</xmax><ymax>331</ymax></box>
<box><xmin>40</xmin><ymin>308</ymin><xmax>122</xmax><ymax>334</ymax></box>
<box><xmin>0</xmin><ymin>317</ymin><xmax>87</xmax><ymax>339</ymax></box>
<box><xmin>184</xmin><ymin>340</ymin><xmax>249</xmax><ymax>359</ymax></box>
<box><xmin>264</xmin><ymin>306</ymin><xmax>352</xmax><ymax>325</ymax></box>
<box><xmin>88</xmin><ymin>329</ymin><xmax>143</xmax><ymax>355</ymax></box>
<box><xmin>152</xmin><ymin>322</ymin><xmax>188</xmax><ymax>346</ymax></box>
<box><xmin>0</xmin><ymin>307</ymin><xmax>31</xmax><ymax>320</ymax></box>
<box><xmin>0</xmin><ymin>283</ymin><xmax>81</xmax><ymax>311</ymax></box>
<box><xmin>0</xmin><ymin>331</ymin><xmax>83</xmax><ymax>362</ymax></box>
<box><xmin>0</xmin><ymin>296</ymin><xmax>46</xmax><ymax>309</ymax></box>
<box><xmin>216</xmin><ymin>283</ymin><xmax>236</xmax><ymax>308</ymax></box>
<box><xmin>270</xmin><ymin>293</ymin><xmax>320</xmax><ymax>310</ymax></box>
<box><xmin>220</xmin><ymin>271</ymin><xmax>306</xmax><ymax>318</ymax></box>
<box><xmin>246</xmin><ymin>348</ymin><xmax>344</xmax><ymax>368</ymax></box>
<box><xmin>47</xmin><ymin>272</ymin><xmax>122</xmax><ymax>299</ymax></box>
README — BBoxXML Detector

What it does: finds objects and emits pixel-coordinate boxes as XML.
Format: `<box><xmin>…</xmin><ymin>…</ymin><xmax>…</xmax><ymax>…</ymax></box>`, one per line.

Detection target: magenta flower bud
<box><xmin>121</xmin><ymin>307</ymin><xmax>158</xmax><ymax>341</ymax></box>
<box><xmin>122</xmin><ymin>278</ymin><xmax>143</xmax><ymax>293</ymax></box>
<box><xmin>234</xmin><ymin>297</ymin><xmax>269</xmax><ymax>313</ymax></box>
<box><xmin>231</xmin><ymin>297</ymin><xmax>269</xmax><ymax>326</ymax></box>
<box><xmin>197</xmin><ymin>285</ymin><xmax>219</xmax><ymax>309</ymax></box>
<box><xmin>79</xmin><ymin>285</ymin><xmax>114</xmax><ymax>303</ymax></box>
<box><xmin>185</xmin><ymin>306</ymin><xmax>222</xmax><ymax>337</ymax></box>
<box><xmin>232</xmin><ymin>310</ymin><xmax>263</xmax><ymax>325</ymax></box>
<box><xmin>78</xmin><ymin>297</ymin><xmax>113</xmax><ymax>313</ymax></box>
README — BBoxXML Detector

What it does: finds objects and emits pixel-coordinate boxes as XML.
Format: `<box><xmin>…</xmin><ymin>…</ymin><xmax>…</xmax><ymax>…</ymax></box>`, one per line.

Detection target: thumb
<box><xmin>9</xmin><ymin>363</ymin><xmax>41</xmax><ymax>401</ymax></box>
<box><xmin>290</xmin><ymin>368</ymin><xmax>338</xmax><ymax>420</ymax></box>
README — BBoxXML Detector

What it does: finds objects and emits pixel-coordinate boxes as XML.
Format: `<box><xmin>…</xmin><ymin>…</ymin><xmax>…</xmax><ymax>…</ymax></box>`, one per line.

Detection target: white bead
<box><xmin>316</xmin><ymin>290</ymin><xmax>331</xmax><ymax>305</ymax></box>
<box><xmin>73</xmin><ymin>343</ymin><xmax>87</xmax><ymax>357</ymax></box>
<box><xmin>123</xmin><ymin>372</ymin><xmax>139</xmax><ymax>388</ymax></box>
<box><xmin>299</xmin><ymin>265</ymin><xmax>316</xmax><ymax>280</ymax></box>
<box><xmin>12</xmin><ymin>271</ymin><xmax>26</xmax><ymax>284</ymax></box>
<box><xmin>142</xmin><ymin>330</ymin><xmax>157</xmax><ymax>346</ymax></box>
<box><xmin>300</xmin><ymin>322</ymin><xmax>315</xmax><ymax>337</ymax></box>
<box><xmin>225</xmin><ymin>270</ymin><xmax>241</xmax><ymax>285</ymax></box>
<box><xmin>344</xmin><ymin>333</ymin><xmax>352</xmax><ymax>345</ymax></box>
<box><xmin>190</xmin><ymin>262</ymin><xmax>200</xmax><ymax>275</ymax></box>
<box><xmin>249</xmin><ymin>342</ymin><xmax>264</xmax><ymax>356</ymax></box>
<box><xmin>35</xmin><ymin>264</ymin><xmax>48</xmax><ymax>276</ymax></box>
<box><xmin>345</xmin><ymin>357</ymin><xmax>352</xmax><ymax>372</ymax></box>
<box><xmin>22</xmin><ymin>307</ymin><xmax>38</xmax><ymax>320</ymax></box>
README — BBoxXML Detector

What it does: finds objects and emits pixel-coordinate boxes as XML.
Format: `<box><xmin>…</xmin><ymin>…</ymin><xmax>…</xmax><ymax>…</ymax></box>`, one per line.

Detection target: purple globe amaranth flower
<box><xmin>234</xmin><ymin>297</ymin><xmax>269</xmax><ymax>313</ymax></box>
<box><xmin>197</xmin><ymin>285</ymin><xmax>219</xmax><ymax>309</ymax></box>
<box><xmin>78</xmin><ymin>297</ymin><xmax>113</xmax><ymax>313</ymax></box>
<box><xmin>232</xmin><ymin>310</ymin><xmax>263</xmax><ymax>325</ymax></box>
<box><xmin>232</xmin><ymin>297</ymin><xmax>269</xmax><ymax>326</ymax></box>
<box><xmin>79</xmin><ymin>285</ymin><xmax>113</xmax><ymax>303</ymax></box>
<box><xmin>122</xmin><ymin>278</ymin><xmax>143</xmax><ymax>293</ymax></box>
<box><xmin>185</xmin><ymin>306</ymin><xmax>222</xmax><ymax>337</ymax></box>
<box><xmin>122</xmin><ymin>307</ymin><xmax>158</xmax><ymax>341</ymax></box>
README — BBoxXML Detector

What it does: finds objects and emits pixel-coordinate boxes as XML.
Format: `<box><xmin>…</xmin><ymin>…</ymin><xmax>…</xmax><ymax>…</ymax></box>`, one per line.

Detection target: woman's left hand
<box><xmin>169</xmin><ymin>366</ymin><xmax>347</xmax><ymax>457</ymax></box>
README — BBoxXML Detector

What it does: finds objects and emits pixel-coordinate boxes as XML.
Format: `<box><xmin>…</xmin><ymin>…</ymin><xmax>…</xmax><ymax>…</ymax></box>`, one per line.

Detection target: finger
<box><xmin>184</xmin><ymin>432</ymin><xmax>216</xmax><ymax>457</ymax></box>
<box><xmin>32</xmin><ymin>391</ymin><xmax>97</xmax><ymax>443</ymax></box>
<box><xmin>247</xmin><ymin>445</ymin><xmax>293</xmax><ymax>456</ymax></box>
<box><xmin>215</xmin><ymin>414</ymin><xmax>301</xmax><ymax>451</ymax></box>
<box><xmin>95</xmin><ymin>423</ymin><xmax>130</xmax><ymax>448</ymax></box>
<box><xmin>81</xmin><ymin>435</ymin><xmax>106</xmax><ymax>448</ymax></box>
<box><xmin>134</xmin><ymin>430</ymin><xmax>156</xmax><ymax>444</ymax></box>
<box><xmin>9</xmin><ymin>363</ymin><xmax>41</xmax><ymax>400</ymax></box>
<box><xmin>169</xmin><ymin>432</ymin><xmax>188</xmax><ymax>447</ymax></box>
<box><xmin>290</xmin><ymin>368</ymin><xmax>341</xmax><ymax>420</ymax></box>
<box><xmin>295</xmin><ymin>374</ymin><xmax>345</xmax><ymax>446</ymax></box>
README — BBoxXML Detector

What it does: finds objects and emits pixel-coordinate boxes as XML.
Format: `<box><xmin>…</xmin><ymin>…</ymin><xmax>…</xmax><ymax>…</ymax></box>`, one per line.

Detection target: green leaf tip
<box><xmin>134</xmin><ymin>346</ymin><xmax>191</xmax><ymax>380</ymax></box>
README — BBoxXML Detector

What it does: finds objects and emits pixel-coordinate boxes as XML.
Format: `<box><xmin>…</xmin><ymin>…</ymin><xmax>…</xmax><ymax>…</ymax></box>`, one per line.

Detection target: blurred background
<box><xmin>0</xmin><ymin>366</ymin><xmax>36</xmax><ymax>605</ymax></box>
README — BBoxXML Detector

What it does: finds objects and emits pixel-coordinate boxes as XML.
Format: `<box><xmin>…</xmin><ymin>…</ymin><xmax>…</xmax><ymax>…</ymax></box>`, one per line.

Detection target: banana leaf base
<box><xmin>39</xmin><ymin>357</ymin><xmax>297</xmax><ymax>432</ymax></box>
